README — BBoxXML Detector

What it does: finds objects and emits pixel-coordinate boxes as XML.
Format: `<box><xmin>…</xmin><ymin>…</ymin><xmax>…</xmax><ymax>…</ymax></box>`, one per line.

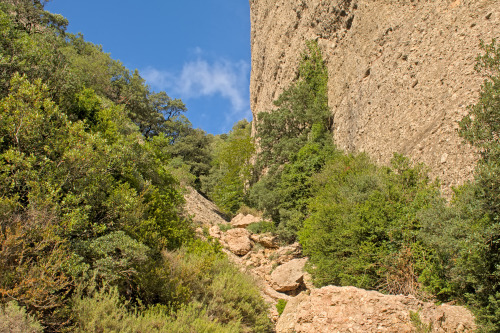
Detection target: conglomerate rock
<box><xmin>223</xmin><ymin>228</ymin><xmax>253</xmax><ymax>256</ymax></box>
<box><xmin>250</xmin><ymin>0</ymin><xmax>499</xmax><ymax>196</ymax></box>
<box><xmin>270</xmin><ymin>258</ymin><xmax>308</xmax><ymax>292</ymax></box>
<box><xmin>276</xmin><ymin>285</ymin><xmax>476</xmax><ymax>333</ymax></box>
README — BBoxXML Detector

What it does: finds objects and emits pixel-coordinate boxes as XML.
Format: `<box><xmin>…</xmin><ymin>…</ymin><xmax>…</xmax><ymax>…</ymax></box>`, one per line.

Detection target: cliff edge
<box><xmin>250</xmin><ymin>0</ymin><xmax>499</xmax><ymax>193</ymax></box>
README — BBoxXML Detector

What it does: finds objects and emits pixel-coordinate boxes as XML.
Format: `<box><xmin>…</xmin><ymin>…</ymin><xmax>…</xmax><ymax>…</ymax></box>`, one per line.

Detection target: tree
<box><xmin>256</xmin><ymin>40</ymin><xmax>331</xmax><ymax>167</ymax></box>
<box><xmin>456</xmin><ymin>39</ymin><xmax>500</xmax><ymax>331</ymax></box>
<box><xmin>203</xmin><ymin>120</ymin><xmax>255</xmax><ymax>215</ymax></box>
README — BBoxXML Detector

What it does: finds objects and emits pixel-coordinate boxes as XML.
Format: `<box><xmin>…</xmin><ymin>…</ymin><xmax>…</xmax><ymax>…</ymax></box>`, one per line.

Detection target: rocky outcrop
<box><xmin>231</xmin><ymin>213</ymin><xmax>261</xmax><ymax>228</ymax></box>
<box><xmin>270</xmin><ymin>258</ymin><xmax>308</xmax><ymax>293</ymax></box>
<box><xmin>184</xmin><ymin>187</ymin><xmax>476</xmax><ymax>328</ymax></box>
<box><xmin>250</xmin><ymin>233</ymin><xmax>279</xmax><ymax>249</ymax></box>
<box><xmin>183</xmin><ymin>186</ymin><xmax>227</xmax><ymax>226</ymax></box>
<box><xmin>276</xmin><ymin>285</ymin><xmax>476</xmax><ymax>333</ymax></box>
<box><xmin>250</xmin><ymin>0</ymin><xmax>499</xmax><ymax>195</ymax></box>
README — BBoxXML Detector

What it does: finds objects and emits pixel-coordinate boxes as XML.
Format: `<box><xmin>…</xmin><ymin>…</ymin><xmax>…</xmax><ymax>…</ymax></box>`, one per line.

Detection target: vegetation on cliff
<box><xmin>232</xmin><ymin>39</ymin><xmax>498</xmax><ymax>331</ymax></box>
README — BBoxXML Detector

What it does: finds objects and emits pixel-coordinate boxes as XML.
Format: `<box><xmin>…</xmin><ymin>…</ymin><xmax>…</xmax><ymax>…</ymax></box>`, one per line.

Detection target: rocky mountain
<box><xmin>249</xmin><ymin>0</ymin><xmax>499</xmax><ymax>194</ymax></box>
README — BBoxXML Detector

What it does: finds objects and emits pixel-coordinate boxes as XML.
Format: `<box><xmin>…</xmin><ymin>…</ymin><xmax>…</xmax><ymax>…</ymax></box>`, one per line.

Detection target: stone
<box><xmin>182</xmin><ymin>186</ymin><xmax>228</xmax><ymax>226</ymax></box>
<box><xmin>276</xmin><ymin>286</ymin><xmax>476</xmax><ymax>333</ymax></box>
<box><xmin>231</xmin><ymin>213</ymin><xmax>261</xmax><ymax>228</ymax></box>
<box><xmin>250</xmin><ymin>233</ymin><xmax>279</xmax><ymax>248</ymax></box>
<box><xmin>223</xmin><ymin>228</ymin><xmax>253</xmax><ymax>256</ymax></box>
<box><xmin>209</xmin><ymin>225</ymin><xmax>222</xmax><ymax>239</ymax></box>
<box><xmin>270</xmin><ymin>258</ymin><xmax>308</xmax><ymax>292</ymax></box>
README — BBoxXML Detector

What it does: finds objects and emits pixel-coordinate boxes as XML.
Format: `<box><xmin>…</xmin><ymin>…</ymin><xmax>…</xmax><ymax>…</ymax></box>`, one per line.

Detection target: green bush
<box><xmin>158</xmin><ymin>240</ymin><xmax>272</xmax><ymax>332</ymax></box>
<box><xmin>276</xmin><ymin>299</ymin><xmax>287</xmax><ymax>316</ymax></box>
<box><xmin>202</xmin><ymin>120</ymin><xmax>255</xmax><ymax>215</ymax></box>
<box><xmin>299</xmin><ymin>153</ymin><xmax>440</xmax><ymax>292</ymax></box>
<box><xmin>72</xmin><ymin>287</ymin><xmax>240</xmax><ymax>333</ymax></box>
<box><xmin>247</xmin><ymin>221</ymin><xmax>276</xmax><ymax>234</ymax></box>
<box><xmin>0</xmin><ymin>301</ymin><xmax>43</xmax><ymax>333</ymax></box>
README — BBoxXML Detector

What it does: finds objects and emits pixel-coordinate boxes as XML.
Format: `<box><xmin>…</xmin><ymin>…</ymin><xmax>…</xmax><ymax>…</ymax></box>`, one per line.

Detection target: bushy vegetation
<box><xmin>0</xmin><ymin>301</ymin><xmax>43</xmax><ymax>333</ymax></box>
<box><xmin>201</xmin><ymin>119</ymin><xmax>255</xmax><ymax>216</ymax></box>
<box><xmin>0</xmin><ymin>2</ymin><xmax>270</xmax><ymax>332</ymax></box>
<box><xmin>2</xmin><ymin>1</ymin><xmax>498</xmax><ymax>331</ymax></box>
<box><xmin>244</xmin><ymin>39</ymin><xmax>499</xmax><ymax>331</ymax></box>
<box><xmin>300</xmin><ymin>153</ymin><xmax>440</xmax><ymax>294</ymax></box>
<box><xmin>73</xmin><ymin>240</ymin><xmax>272</xmax><ymax>333</ymax></box>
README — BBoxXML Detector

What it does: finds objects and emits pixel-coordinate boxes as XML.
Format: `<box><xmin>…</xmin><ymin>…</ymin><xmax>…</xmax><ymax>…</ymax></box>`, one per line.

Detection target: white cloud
<box><xmin>142</xmin><ymin>56</ymin><xmax>251</xmax><ymax>129</ymax></box>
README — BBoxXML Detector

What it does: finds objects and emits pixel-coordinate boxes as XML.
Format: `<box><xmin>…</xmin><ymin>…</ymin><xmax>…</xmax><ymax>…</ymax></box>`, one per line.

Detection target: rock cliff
<box><xmin>249</xmin><ymin>0</ymin><xmax>499</xmax><ymax>193</ymax></box>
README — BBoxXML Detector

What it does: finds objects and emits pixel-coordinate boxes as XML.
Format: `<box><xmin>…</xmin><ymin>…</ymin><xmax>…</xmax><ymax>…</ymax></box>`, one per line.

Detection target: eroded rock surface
<box><xmin>250</xmin><ymin>0</ymin><xmax>499</xmax><ymax>196</ymax></box>
<box><xmin>277</xmin><ymin>285</ymin><xmax>476</xmax><ymax>333</ymax></box>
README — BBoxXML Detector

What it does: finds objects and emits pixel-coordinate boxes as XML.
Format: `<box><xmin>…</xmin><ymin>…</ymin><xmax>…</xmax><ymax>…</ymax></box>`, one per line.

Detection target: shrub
<box><xmin>299</xmin><ymin>153</ymin><xmax>440</xmax><ymax>292</ymax></box>
<box><xmin>164</xmin><ymin>241</ymin><xmax>273</xmax><ymax>332</ymax></box>
<box><xmin>0</xmin><ymin>301</ymin><xmax>43</xmax><ymax>333</ymax></box>
<box><xmin>276</xmin><ymin>299</ymin><xmax>287</xmax><ymax>316</ymax></box>
<box><xmin>72</xmin><ymin>287</ymin><xmax>241</xmax><ymax>333</ymax></box>
<box><xmin>247</xmin><ymin>221</ymin><xmax>276</xmax><ymax>234</ymax></box>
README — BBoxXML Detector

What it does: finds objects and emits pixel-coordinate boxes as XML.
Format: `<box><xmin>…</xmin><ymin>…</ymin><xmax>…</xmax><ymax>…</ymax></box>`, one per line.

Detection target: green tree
<box><xmin>203</xmin><ymin>120</ymin><xmax>255</xmax><ymax>215</ymax></box>
<box><xmin>256</xmin><ymin>40</ymin><xmax>331</xmax><ymax>168</ymax></box>
<box><xmin>456</xmin><ymin>39</ymin><xmax>500</xmax><ymax>331</ymax></box>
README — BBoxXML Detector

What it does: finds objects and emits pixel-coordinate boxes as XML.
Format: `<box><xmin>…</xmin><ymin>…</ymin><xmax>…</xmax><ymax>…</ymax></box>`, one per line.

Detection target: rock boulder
<box><xmin>250</xmin><ymin>233</ymin><xmax>279</xmax><ymax>249</ymax></box>
<box><xmin>231</xmin><ymin>213</ymin><xmax>261</xmax><ymax>228</ymax></box>
<box><xmin>276</xmin><ymin>285</ymin><xmax>476</xmax><ymax>333</ymax></box>
<box><xmin>270</xmin><ymin>258</ymin><xmax>308</xmax><ymax>292</ymax></box>
<box><xmin>223</xmin><ymin>228</ymin><xmax>253</xmax><ymax>256</ymax></box>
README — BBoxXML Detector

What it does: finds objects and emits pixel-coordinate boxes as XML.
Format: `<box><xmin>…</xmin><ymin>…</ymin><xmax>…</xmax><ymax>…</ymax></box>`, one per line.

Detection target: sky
<box><xmin>45</xmin><ymin>0</ymin><xmax>252</xmax><ymax>135</ymax></box>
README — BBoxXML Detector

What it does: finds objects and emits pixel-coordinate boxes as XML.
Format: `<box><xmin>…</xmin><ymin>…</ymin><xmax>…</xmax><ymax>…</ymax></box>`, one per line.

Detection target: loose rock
<box><xmin>250</xmin><ymin>233</ymin><xmax>279</xmax><ymax>248</ymax></box>
<box><xmin>231</xmin><ymin>213</ymin><xmax>261</xmax><ymax>228</ymax></box>
<box><xmin>224</xmin><ymin>228</ymin><xmax>253</xmax><ymax>256</ymax></box>
<box><xmin>270</xmin><ymin>258</ymin><xmax>308</xmax><ymax>292</ymax></box>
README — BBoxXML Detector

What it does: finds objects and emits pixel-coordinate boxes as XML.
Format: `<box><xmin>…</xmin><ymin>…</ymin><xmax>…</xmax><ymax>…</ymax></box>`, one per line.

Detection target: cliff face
<box><xmin>249</xmin><ymin>0</ymin><xmax>499</xmax><ymax>192</ymax></box>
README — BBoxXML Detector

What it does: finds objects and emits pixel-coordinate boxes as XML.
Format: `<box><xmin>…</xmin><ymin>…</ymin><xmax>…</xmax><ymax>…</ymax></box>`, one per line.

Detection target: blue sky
<box><xmin>45</xmin><ymin>1</ymin><xmax>252</xmax><ymax>135</ymax></box>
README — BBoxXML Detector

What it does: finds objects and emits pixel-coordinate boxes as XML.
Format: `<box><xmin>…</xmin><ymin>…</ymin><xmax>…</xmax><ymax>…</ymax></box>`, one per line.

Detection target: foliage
<box><xmin>0</xmin><ymin>3</ymin><xmax>203</xmax><ymax>329</ymax></box>
<box><xmin>0</xmin><ymin>301</ymin><xmax>43</xmax><ymax>333</ymax></box>
<box><xmin>72</xmin><ymin>287</ymin><xmax>241</xmax><ymax>333</ymax></box>
<box><xmin>256</xmin><ymin>40</ymin><xmax>331</xmax><ymax>168</ymax></box>
<box><xmin>250</xmin><ymin>41</ymin><xmax>334</xmax><ymax>242</ymax></box>
<box><xmin>299</xmin><ymin>153</ymin><xmax>440</xmax><ymax>292</ymax></box>
<box><xmin>163</xmin><ymin>241</ymin><xmax>273</xmax><ymax>332</ymax></box>
<box><xmin>202</xmin><ymin>119</ymin><xmax>255</xmax><ymax>215</ymax></box>
<box><xmin>165</xmin><ymin>116</ymin><xmax>213</xmax><ymax>189</ymax></box>
<box><xmin>246</xmin><ymin>221</ymin><xmax>276</xmax><ymax>234</ymax></box>
<box><xmin>276</xmin><ymin>299</ymin><xmax>287</xmax><ymax>316</ymax></box>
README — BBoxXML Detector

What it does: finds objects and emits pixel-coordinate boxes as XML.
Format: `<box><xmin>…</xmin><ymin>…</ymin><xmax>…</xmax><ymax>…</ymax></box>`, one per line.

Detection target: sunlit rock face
<box><xmin>276</xmin><ymin>285</ymin><xmax>476</xmax><ymax>333</ymax></box>
<box><xmin>250</xmin><ymin>0</ymin><xmax>499</xmax><ymax>195</ymax></box>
